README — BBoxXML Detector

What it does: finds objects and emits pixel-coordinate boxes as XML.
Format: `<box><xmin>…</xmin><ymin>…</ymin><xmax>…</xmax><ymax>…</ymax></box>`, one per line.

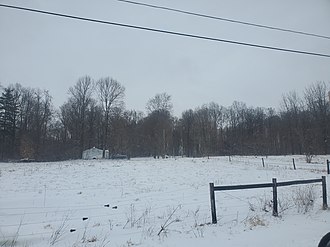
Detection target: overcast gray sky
<box><xmin>0</xmin><ymin>0</ymin><xmax>329</xmax><ymax>116</ymax></box>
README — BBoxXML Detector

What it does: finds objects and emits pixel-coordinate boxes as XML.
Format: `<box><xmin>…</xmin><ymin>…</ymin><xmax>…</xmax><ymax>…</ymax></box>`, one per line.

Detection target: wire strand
<box><xmin>117</xmin><ymin>0</ymin><xmax>330</xmax><ymax>40</ymax></box>
<box><xmin>0</xmin><ymin>4</ymin><xmax>329</xmax><ymax>58</ymax></box>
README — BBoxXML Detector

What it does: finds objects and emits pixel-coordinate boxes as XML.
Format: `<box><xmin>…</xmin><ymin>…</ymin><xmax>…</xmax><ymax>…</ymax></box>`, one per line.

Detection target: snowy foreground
<box><xmin>1</xmin><ymin>156</ymin><xmax>330</xmax><ymax>247</ymax></box>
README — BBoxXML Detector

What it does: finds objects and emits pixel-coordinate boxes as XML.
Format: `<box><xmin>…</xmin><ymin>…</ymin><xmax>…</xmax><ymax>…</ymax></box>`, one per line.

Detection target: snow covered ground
<box><xmin>0</xmin><ymin>155</ymin><xmax>329</xmax><ymax>247</ymax></box>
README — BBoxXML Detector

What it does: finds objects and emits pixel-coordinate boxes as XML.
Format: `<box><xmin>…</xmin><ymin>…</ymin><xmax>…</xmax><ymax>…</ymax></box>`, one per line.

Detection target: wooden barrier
<box><xmin>209</xmin><ymin>176</ymin><xmax>327</xmax><ymax>224</ymax></box>
<box><xmin>292</xmin><ymin>158</ymin><xmax>296</xmax><ymax>170</ymax></box>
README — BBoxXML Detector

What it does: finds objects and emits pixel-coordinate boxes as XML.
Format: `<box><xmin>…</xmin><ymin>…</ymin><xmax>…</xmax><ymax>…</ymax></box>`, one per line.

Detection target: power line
<box><xmin>117</xmin><ymin>0</ymin><xmax>330</xmax><ymax>41</ymax></box>
<box><xmin>0</xmin><ymin>4</ymin><xmax>329</xmax><ymax>58</ymax></box>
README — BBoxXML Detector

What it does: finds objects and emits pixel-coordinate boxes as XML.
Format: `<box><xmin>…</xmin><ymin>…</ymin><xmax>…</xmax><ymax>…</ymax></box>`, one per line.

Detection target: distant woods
<box><xmin>0</xmin><ymin>78</ymin><xmax>329</xmax><ymax>161</ymax></box>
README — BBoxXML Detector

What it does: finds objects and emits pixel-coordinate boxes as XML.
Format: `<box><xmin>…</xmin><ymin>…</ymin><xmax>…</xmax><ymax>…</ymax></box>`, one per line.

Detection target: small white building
<box><xmin>82</xmin><ymin>147</ymin><xmax>109</xmax><ymax>159</ymax></box>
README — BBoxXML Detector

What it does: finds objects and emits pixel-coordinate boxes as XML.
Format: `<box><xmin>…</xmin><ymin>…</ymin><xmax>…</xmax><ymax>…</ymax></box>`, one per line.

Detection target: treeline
<box><xmin>0</xmin><ymin>78</ymin><xmax>329</xmax><ymax>161</ymax></box>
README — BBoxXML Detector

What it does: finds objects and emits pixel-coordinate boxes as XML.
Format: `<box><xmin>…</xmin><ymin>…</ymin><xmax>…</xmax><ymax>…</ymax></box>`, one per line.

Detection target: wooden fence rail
<box><xmin>209</xmin><ymin>176</ymin><xmax>327</xmax><ymax>224</ymax></box>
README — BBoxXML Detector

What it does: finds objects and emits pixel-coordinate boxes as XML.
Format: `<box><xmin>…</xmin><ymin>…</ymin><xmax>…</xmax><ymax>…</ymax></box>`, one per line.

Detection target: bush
<box><xmin>305</xmin><ymin>154</ymin><xmax>314</xmax><ymax>163</ymax></box>
<box><xmin>292</xmin><ymin>185</ymin><xmax>316</xmax><ymax>213</ymax></box>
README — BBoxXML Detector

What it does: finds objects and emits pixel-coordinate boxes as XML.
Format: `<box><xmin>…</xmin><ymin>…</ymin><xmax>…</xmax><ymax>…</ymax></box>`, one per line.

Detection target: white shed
<box><xmin>82</xmin><ymin>147</ymin><xmax>109</xmax><ymax>159</ymax></box>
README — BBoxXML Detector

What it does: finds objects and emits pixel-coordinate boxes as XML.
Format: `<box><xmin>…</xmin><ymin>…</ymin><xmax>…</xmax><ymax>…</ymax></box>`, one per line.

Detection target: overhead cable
<box><xmin>117</xmin><ymin>0</ymin><xmax>330</xmax><ymax>40</ymax></box>
<box><xmin>0</xmin><ymin>4</ymin><xmax>330</xmax><ymax>58</ymax></box>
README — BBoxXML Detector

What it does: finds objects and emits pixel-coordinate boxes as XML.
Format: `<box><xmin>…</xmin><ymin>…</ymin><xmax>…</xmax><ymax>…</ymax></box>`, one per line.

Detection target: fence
<box><xmin>260</xmin><ymin>158</ymin><xmax>329</xmax><ymax>172</ymax></box>
<box><xmin>209</xmin><ymin>176</ymin><xmax>328</xmax><ymax>224</ymax></box>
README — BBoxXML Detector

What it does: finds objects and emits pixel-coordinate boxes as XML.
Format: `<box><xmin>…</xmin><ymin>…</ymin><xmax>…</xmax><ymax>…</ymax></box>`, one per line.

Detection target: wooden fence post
<box><xmin>209</xmin><ymin>183</ymin><xmax>217</xmax><ymax>224</ymax></box>
<box><xmin>272</xmin><ymin>178</ymin><xmax>278</xmax><ymax>216</ymax></box>
<box><xmin>322</xmin><ymin>176</ymin><xmax>328</xmax><ymax>210</ymax></box>
<box><xmin>292</xmin><ymin>158</ymin><xmax>296</xmax><ymax>170</ymax></box>
<box><xmin>262</xmin><ymin>158</ymin><xmax>265</xmax><ymax>168</ymax></box>
<box><xmin>327</xmin><ymin>160</ymin><xmax>330</xmax><ymax>175</ymax></box>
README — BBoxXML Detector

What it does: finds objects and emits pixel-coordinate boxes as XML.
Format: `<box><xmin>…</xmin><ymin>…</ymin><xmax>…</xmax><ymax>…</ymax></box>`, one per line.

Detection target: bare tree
<box><xmin>96</xmin><ymin>77</ymin><xmax>125</xmax><ymax>157</ymax></box>
<box><xmin>145</xmin><ymin>93</ymin><xmax>174</xmax><ymax>157</ymax></box>
<box><xmin>68</xmin><ymin>76</ymin><xmax>94</xmax><ymax>156</ymax></box>
<box><xmin>146</xmin><ymin>92</ymin><xmax>173</xmax><ymax>114</ymax></box>
<box><xmin>281</xmin><ymin>91</ymin><xmax>304</xmax><ymax>154</ymax></box>
<box><xmin>208</xmin><ymin>102</ymin><xmax>226</xmax><ymax>155</ymax></box>
<box><xmin>7</xmin><ymin>85</ymin><xmax>54</xmax><ymax>160</ymax></box>
<box><xmin>181</xmin><ymin>109</ymin><xmax>195</xmax><ymax>157</ymax></box>
<box><xmin>304</xmin><ymin>82</ymin><xmax>329</xmax><ymax>154</ymax></box>
<box><xmin>32</xmin><ymin>89</ymin><xmax>53</xmax><ymax>158</ymax></box>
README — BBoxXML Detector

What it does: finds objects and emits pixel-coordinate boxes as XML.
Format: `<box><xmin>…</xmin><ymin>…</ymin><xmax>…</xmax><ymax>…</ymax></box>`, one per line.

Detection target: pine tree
<box><xmin>0</xmin><ymin>87</ymin><xmax>19</xmax><ymax>159</ymax></box>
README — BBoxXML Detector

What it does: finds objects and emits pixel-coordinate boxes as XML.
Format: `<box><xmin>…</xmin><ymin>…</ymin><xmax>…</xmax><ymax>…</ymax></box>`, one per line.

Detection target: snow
<box><xmin>0</xmin><ymin>155</ymin><xmax>329</xmax><ymax>247</ymax></box>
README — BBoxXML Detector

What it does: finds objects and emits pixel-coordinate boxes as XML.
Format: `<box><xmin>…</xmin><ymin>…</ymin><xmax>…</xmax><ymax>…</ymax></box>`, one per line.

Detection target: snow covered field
<box><xmin>1</xmin><ymin>155</ymin><xmax>329</xmax><ymax>247</ymax></box>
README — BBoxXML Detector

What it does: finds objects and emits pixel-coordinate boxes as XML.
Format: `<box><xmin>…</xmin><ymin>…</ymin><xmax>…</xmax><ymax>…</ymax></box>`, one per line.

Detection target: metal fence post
<box><xmin>327</xmin><ymin>160</ymin><xmax>330</xmax><ymax>175</ymax></box>
<box><xmin>322</xmin><ymin>176</ymin><xmax>328</xmax><ymax>210</ymax></box>
<box><xmin>272</xmin><ymin>178</ymin><xmax>278</xmax><ymax>216</ymax></box>
<box><xmin>209</xmin><ymin>183</ymin><xmax>217</xmax><ymax>224</ymax></box>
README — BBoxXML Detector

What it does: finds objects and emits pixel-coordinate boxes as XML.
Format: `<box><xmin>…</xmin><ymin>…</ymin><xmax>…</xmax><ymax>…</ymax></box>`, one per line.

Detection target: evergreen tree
<box><xmin>0</xmin><ymin>87</ymin><xmax>19</xmax><ymax>159</ymax></box>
